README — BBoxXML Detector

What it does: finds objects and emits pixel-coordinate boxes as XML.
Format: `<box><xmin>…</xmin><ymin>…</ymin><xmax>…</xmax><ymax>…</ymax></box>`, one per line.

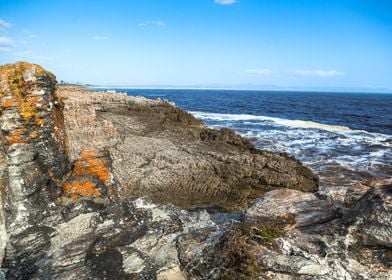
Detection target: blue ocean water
<box><xmin>94</xmin><ymin>88</ymin><xmax>392</xmax><ymax>185</ymax></box>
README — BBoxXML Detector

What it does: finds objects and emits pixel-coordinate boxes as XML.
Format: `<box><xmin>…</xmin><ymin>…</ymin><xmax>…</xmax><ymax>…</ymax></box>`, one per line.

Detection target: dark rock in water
<box><xmin>0</xmin><ymin>62</ymin><xmax>390</xmax><ymax>279</ymax></box>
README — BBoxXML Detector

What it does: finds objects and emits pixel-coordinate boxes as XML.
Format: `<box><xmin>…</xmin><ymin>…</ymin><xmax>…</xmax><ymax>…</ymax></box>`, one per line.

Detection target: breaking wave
<box><xmin>189</xmin><ymin>111</ymin><xmax>372</xmax><ymax>134</ymax></box>
<box><xmin>189</xmin><ymin>110</ymin><xmax>392</xmax><ymax>184</ymax></box>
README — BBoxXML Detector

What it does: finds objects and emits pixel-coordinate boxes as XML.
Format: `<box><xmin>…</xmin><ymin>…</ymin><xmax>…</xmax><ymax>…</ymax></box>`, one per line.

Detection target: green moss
<box><xmin>251</xmin><ymin>224</ymin><xmax>283</xmax><ymax>244</ymax></box>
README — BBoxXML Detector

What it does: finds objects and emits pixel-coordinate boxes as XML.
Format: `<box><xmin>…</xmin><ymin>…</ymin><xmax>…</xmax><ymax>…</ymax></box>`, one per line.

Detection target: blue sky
<box><xmin>0</xmin><ymin>0</ymin><xmax>391</xmax><ymax>91</ymax></box>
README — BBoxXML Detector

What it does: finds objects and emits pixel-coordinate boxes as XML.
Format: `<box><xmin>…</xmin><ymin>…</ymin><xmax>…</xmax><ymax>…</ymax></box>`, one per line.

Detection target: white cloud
<box><xmin>23</xmin><ymin>30</ymin><xmax>38</xmax><ymax>39</ymax></box>
<box><xmin>0</xmin><ymin>18</ymin><xmax>11</xmax><ymax>30</ymax></box>
<box><xmin>138</xmin><ymin>20</ymin><xmax>165</xmax><ymax>27</ymax></box>
<box><xmin>0</xmin><ymin>36</ymin><xmax>13</xmax><ymax>46</ymax></box>
<box><xmin>293</xmin><ymin>69</ymin><xmax>344</xmax><ymax>78</ymax></box>
<box><xmin>0</xmin><ymin>47</ymin><xmax>10</xmax><ymax>52</ymax></box>
<box><xmin>93</xmin><ymin>36</ymin><xmax>109</xmax><ymax>40</ymax></box>
<box><xmin>214</xmin><ymin>0</ymin><xmax>237</xmax><ymax>5</ymax></box>
<box><xmin>13</xmin><ymin>50</ymin><xmax>52</xmax><ymax>61</ymax></box>
<box><xmin>245</xmin><ymin>69</ymin><xmax>272</xmax><ymax>75</ymax></box>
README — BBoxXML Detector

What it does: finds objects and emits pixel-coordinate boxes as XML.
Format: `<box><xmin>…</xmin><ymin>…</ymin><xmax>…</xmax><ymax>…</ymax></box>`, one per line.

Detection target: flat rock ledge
<box><xmin>56</xmin><ymin>84</ymin><xmax>318</xmax><ymax>210</ymax></box>
<box><xmin>0</xmin><ymin>62</ymin><xmax>390</xmax><ymax>279</ymax></box>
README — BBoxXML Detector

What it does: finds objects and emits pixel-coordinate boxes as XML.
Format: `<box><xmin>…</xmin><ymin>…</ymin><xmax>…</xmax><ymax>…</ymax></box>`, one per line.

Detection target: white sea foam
<box><xmin>190</xmin><ymin>111</ymin><xmax>360</xmax><ymax>133</ymax></box>
<box><xmin>189</xmin><ymin>110</ymin><xmax>392</xmax><ymax>181</ymax></box>
<box><xmin>189</xmin><ymin>111</ymin><xmax>392</xmax><ymax>138</ymax></box>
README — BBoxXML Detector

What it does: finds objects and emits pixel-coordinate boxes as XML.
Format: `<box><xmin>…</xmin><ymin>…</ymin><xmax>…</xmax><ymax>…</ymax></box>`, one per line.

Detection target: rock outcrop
<box><xmin>185</xmin><ymin>188</ymin><xmax>391</xmax><ymax>279</ymax></box>
<box><xmin>0</xmin><ymin>62</ymin><xmax>390</xmax><ymax>279</ymax></box>
<box><xmin>57</xmin><ymin>86</ymin><xmax>318</xmax><ymax>210</ymax></box>
<box><xmin>0</xmin><ymin>62</ymin><xmax>69</xmax><ymax>277</ymax></box>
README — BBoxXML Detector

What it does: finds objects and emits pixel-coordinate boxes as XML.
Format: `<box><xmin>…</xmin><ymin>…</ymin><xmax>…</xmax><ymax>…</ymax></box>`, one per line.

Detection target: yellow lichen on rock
<box><xmin>29</xmin><ymin>131</ymin><xmax>38</xmax><ymax>139</ymax></box>
<box><xmin>0</xmin><ymin>62</ymin><xmax>55</xmax><ymax>127</ymax></box>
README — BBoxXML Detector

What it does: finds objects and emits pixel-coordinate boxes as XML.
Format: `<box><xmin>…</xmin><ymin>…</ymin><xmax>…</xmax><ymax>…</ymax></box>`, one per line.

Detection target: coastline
<box><xmin>93</xmin><ymin>87</ymin><xmax>392</xmax><ymax>204</ymax></box>
<box><xmin>0</xmin><ymin>62</ymin><xmax>390</xmax><ymax>279</ymax></box>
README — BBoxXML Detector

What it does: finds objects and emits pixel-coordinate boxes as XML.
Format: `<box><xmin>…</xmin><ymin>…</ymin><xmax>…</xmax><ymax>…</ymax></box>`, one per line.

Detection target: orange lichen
<box><xmin>62</xmin><ymin>147</ymin><xmax>112</xmax><ymax>200</ymax></box>
<box><xmin>2</xmin><ymin>62</ymin><xmax>48</xmax><ymax>126</ymax></box>
<box><xmin>63</xmin><ymin>178</ymin><xmax>101</xmax><ymax>200</ymax></box>
<box><xmin>5</xmin><ymin>130</ymin><xmax>26</xmax><ymax>145</ymax></box>
<box><xmin>73</xmin><ymin>148</ymin><xmax>111</xmax><ymax>185</ymax></box>
<box><xmin>1</xmin><ymin>98</ymin><xmax>20</xmax><ymax>108</ymax></box>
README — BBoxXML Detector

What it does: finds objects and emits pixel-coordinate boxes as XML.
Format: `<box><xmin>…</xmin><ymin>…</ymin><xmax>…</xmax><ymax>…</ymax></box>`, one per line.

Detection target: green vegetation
<box><xmin>217</xmin><ymin>214</ymin><xmax>296</xmax><ymax>279</ymax></box>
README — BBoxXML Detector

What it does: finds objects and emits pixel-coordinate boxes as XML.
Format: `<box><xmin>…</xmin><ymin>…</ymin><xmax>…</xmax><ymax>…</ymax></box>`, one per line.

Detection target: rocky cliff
<box><xmin>0</xmin><ymin>62</ymin><xmax>390</xmax><ymax>279</ymax></box>
<box><xmin>56</xmin><ymin>86</ymin><xmax>318</xmax><ymax>210</ymax></box>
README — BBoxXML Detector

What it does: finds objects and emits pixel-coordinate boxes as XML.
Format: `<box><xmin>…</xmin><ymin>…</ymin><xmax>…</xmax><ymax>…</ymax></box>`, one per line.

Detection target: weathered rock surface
<box><xmin>246</xmin><ymin>189</ymin><xmax>342</xmax><ymax>227</ymax></box>
<box><xmin>57</xmin><ymin>86</ymin><xmax>318</xmax><ymax>210</ymax></box>
<box><xmin>0</xmin><ymin>62</ymin><xmax>390</xmax><ymax>279</ymax></box>
<box><xmin>0</xmin><ymin>62</ymin><xmax>69</xmax><ymax>277</ymax></box>
<box><xmin>347</xmin><ymin>185</ymin><xmax>392</xmax><ymax>247</ymax></box>
<box><xmin>318</xmin><ymin>165</ymin><xmax>392</xmax><ymax>206</ymax></box>
<box><xmin>184</xmin><ymin>188</ymin><xmax>391</xmax><ymax>279</ymax></box>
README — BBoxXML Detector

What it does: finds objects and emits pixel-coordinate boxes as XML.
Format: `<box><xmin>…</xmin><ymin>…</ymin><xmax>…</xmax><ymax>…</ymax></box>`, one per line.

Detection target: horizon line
<box><xmin>88</xmin><ymin>85</ymin><xmax>392</xmax><ymax>94</ymax></box>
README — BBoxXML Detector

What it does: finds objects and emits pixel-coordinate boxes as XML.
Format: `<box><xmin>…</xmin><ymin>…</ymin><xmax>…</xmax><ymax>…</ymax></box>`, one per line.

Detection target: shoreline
<box><xmin>0</xmin><ymin>62</ymin><xmax>390</xmax><ymax>279</ymax></box>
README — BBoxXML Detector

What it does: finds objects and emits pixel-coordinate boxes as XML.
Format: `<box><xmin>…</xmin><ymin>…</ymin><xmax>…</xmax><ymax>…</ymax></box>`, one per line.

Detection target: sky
<box><xmin>0</xmin><ymin>0</ymin><xmax>391</xmax><ymax>91</ymax></box>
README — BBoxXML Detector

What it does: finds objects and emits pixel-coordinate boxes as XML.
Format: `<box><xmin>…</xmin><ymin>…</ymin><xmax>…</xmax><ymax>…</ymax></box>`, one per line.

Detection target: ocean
<box><xmin>94</xmin><ymin>88</ymin><xmax>392</xmax><ymax>188</ymax></box>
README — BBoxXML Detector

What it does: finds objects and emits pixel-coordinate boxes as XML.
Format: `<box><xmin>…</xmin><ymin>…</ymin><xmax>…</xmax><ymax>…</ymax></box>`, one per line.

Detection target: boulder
<box><xmin>246</xmin><ymin>189</ymin><xmax>342</xmax><ymax>227</ymax></box>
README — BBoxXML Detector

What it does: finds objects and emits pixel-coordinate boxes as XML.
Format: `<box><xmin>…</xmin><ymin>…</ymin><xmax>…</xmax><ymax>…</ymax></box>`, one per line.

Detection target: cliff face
<box><xmin>0</xmin><ymin>62</ymin><xmax>390</xmax><ymax>279</ymax></box>
<box><xmin>0</xmin><ymin>62</ymin><xmax>69</xmax><ymax>275</ymax></box>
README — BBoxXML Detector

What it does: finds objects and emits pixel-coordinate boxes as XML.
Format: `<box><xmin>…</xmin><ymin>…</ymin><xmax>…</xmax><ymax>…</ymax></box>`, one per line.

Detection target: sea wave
<box><xmin>189</xmin><ymin>111</ymin><xmax>381</xmax><ymax>134</ymax></box>
<box><xmin>190</xmin><ymin>110</ymin><xmax>391</xmax><ymax>182</ymax></box>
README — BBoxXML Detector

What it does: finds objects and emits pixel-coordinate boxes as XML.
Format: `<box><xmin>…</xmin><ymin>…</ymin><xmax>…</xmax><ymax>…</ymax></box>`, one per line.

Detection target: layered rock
<box><xmin>0</xmin><ymin>62</ymin><xmax>317</xmax><ymax>278</ymax></box>
<box><xmin>185</xmin><ymin>188</ymin><xmax>391</xmax><ymax>279</ymax></box>
<box><xmin>57</xmin><ymin>86</ymin><xmax>318</xmax><ymax>210</ymax></box>
<box><xmin>0</xmin><ymin>63</ymin><xmax>119</xmax><ymax>278</ymax></box>
<box><xmin>0</xmin><ymin>62</ymin><xmax>69</xmax><ymax>276</ymax></box>
<box><xmin>0</xmin><ymin>62</ymin><xmax>390</xmax><ymax>279</ymax></box>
